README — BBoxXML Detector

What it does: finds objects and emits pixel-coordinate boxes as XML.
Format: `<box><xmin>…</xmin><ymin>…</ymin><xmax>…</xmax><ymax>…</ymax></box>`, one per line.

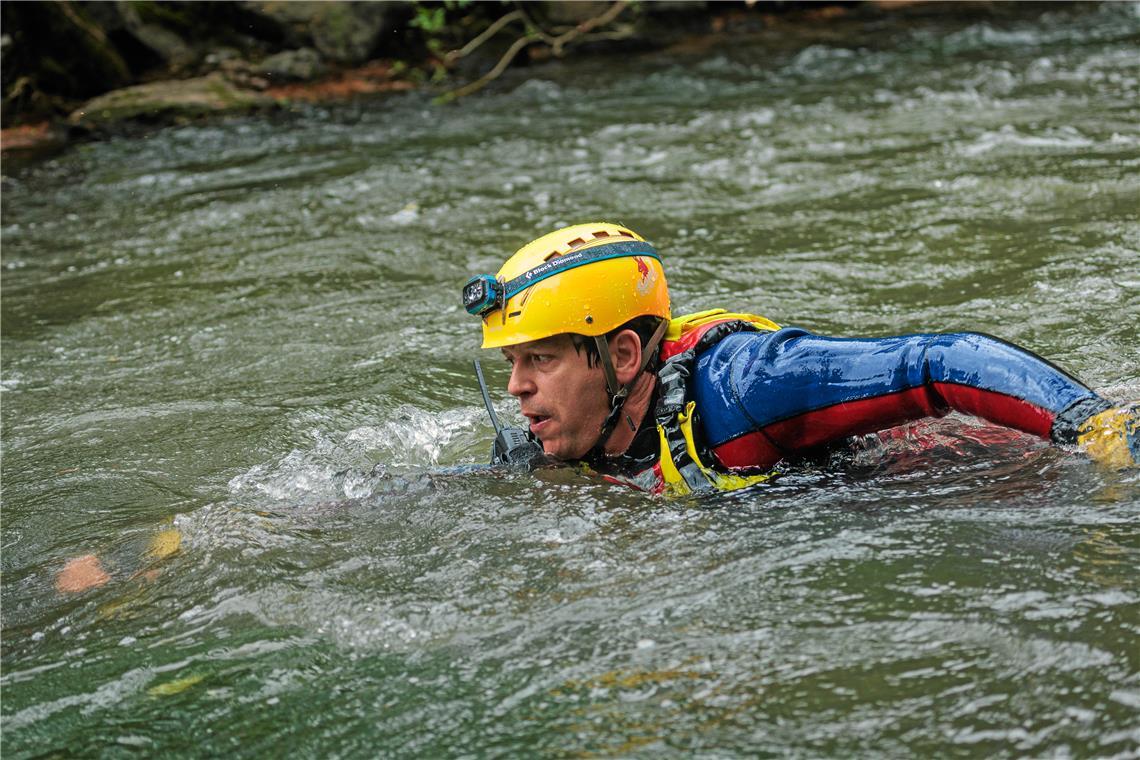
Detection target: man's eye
<box><xmin>533</xmin><ymin>354</ymin><xmax>553</xmax><ymax>364</ymax></box>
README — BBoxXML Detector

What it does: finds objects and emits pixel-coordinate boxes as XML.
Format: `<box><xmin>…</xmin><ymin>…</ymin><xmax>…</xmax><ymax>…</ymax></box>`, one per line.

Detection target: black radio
<box><xmin>473</xmin><ymin>360</ymin><xmax>546</xmax><ymax>470</ymax></box>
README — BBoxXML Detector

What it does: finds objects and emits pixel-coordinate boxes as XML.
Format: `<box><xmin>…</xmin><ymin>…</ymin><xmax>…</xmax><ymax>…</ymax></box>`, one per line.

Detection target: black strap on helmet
<box><xmin>585</xmin><ymin>317</ymin><xmax>670</xmax><ymax>463</ymax></box>
<box><xmin>500</xmin><ymin>240</ymin><xmax>659</xmax><ymax>305</ymax></box>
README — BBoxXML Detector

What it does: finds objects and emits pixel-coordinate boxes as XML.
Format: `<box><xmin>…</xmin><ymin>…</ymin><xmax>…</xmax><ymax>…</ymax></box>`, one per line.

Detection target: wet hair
<box><xmin>570</xmin><ymin>316</ymin><xmax>667</xmax><ymax>371</ymax></box>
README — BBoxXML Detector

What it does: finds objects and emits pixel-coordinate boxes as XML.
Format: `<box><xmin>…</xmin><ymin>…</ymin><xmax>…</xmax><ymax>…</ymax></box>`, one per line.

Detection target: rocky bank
<box><xmin>1</xmin><ymin>1</ymin><xmax>1059</xmax><ymax>155</ymax></box>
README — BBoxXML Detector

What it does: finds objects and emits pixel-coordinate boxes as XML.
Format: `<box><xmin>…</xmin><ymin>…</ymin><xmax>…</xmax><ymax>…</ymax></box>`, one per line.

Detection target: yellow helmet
<box><xmin>463</xmin><ymin>223</ymin><xmax>671</xmax><ymax>349</ymax></box>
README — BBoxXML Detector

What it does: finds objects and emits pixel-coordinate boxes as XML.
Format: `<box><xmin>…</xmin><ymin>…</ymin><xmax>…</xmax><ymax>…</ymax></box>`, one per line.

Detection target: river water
<box><xmin>3</xmin><ymin>4</ymin><xmax>1139</xmax><ymax>756</ymax></box>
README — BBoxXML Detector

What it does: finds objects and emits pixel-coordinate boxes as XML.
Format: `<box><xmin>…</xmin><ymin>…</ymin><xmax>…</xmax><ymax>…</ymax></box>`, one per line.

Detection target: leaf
<box><xmin>145</xmin><ymin>529</ymin><xmax>182</xmax><ymax>560</ymax></box>
<box><xmin>148</xmin><ymin>674</ymin><xmax>204</xmax><ymax>697</ymax></box>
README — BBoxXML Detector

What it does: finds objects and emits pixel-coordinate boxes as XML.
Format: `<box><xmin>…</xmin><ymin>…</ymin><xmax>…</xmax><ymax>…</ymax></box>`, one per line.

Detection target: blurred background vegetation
<box><xmin>2</xmin><ymin>0</ymin><xmax>1070</xmax><ymax>136</ymax></box>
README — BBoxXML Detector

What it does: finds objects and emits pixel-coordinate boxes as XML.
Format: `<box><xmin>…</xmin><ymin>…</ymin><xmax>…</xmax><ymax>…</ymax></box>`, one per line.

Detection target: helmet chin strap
<box><xmin>584</xmin><ymin>318</ymin><xmax>670</xmax><ymax>462</ymax></box>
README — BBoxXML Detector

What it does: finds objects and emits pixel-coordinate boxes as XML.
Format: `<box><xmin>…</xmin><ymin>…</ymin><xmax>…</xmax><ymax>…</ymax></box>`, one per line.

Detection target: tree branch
<box><xmin>437</xmin><ymin>33</ymin><xmax>536</xmax><ymax>103</ymax></box>
<box><xmin>439</xmin><ymin>1</ymin><xmax>630</xmax><ymax>103</ymax></box>
<box><xmin>444</xmin><ymin>10</ymin><xmax>524</xmax><ymax>66</ymax></box>
<box><xmin>549</xmin><ymin>1</ymin><xmax>629</xmax><ymax>57</ymax></box>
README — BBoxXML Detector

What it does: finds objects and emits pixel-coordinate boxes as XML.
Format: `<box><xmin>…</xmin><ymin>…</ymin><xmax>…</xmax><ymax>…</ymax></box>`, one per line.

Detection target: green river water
<box><xmin>3</xmin><ymin>4</ymin><xmax>1139</xmax><ymax>757</ymax></box>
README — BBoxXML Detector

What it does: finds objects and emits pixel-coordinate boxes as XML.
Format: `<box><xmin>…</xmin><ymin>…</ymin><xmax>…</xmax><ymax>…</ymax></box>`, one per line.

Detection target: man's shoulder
<box><xmin>661</xmin><ymin>309</ymin><xmax>781</xmax><ymax>361</ymax></box>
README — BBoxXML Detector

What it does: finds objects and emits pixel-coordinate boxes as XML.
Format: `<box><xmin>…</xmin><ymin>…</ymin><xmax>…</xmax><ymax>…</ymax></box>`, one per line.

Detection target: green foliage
<box><xmin>410</xmin><ymin>5</ymin><xmax>447</xmax><ymax>34</ymax></box>
<box><xmin>410</xmin><ymin>1</ymin><xmax>477</xmax><ymax>54</ymax></box>
<box><xmin>408</xmin><ymin>0</ymin><xmax>477</xmax><ymax>84</ymax></box>
<box><xmin>410</xmin><ymin>1</ymin><xmax>474</xmax><ymax>34</ymax></box>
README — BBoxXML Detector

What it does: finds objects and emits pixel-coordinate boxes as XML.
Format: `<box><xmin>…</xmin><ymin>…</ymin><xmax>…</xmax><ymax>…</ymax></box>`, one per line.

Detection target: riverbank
<box><xmin>0</xmin><ymin>1</ymin><xmax>1085</xmax><ymax>158</ymax></box>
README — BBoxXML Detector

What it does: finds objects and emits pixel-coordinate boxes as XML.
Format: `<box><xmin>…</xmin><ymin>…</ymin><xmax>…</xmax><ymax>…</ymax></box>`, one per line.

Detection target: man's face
<box><xmin>502</xmin><ymin>335</ymin><xmax>609</xmax><ymax>460</ymax></box>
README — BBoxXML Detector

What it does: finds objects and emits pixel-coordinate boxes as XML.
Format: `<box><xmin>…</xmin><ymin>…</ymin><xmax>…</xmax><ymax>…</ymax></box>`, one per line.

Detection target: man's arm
<box><xmin>693</xmin><ymin>328</ymin><xmax>1127</xmax><ymax>470</ymax></box>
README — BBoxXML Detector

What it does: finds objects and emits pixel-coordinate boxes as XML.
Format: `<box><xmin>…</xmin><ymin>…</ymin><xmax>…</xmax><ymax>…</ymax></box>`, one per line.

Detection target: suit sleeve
<box><xmin>692</xmin><ymin>328</ymin><xmax>1108</xmax><ymax>470</ymax></box>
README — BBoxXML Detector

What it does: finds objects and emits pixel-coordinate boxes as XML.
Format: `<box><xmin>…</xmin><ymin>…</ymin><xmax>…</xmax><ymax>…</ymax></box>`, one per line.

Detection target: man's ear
<box><xmin>610</xmin><ymin>329</ymin><xmax>644</xmax><ymax>385</ymax></box>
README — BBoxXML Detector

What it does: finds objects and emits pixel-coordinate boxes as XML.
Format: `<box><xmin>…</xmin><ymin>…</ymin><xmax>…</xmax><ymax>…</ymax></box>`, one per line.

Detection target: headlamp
<box><xmin>463</xmin><ymin>275</ymin><xmax>502</xmax><ymax>316</ymax></box>
<box><xmin>462</xmin><ymin>240</ymin><xmax>660</xmax><ymax>319</ymax></box>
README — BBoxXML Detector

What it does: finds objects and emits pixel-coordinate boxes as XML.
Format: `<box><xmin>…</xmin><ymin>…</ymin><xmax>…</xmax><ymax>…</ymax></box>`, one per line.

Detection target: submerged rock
<box><xmin>68</xmin><ymin>73</ymin><xmax>275</xmax><ymax>131</ymax></box>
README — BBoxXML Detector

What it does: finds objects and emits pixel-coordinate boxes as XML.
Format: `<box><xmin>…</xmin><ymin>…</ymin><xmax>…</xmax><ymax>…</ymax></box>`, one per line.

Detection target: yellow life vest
<box><xmin>591</xmin><ymin>309</ymin><xmax>782</xmax><ymax>498</ymax></box>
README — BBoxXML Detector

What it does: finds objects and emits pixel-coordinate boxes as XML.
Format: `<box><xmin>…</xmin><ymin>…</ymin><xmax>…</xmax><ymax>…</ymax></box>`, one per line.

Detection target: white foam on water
<box><xmin>227</xmin><ymin>405</ymin><xmax>486</xmax><ymax>503</ymax></box>
<box><xmin>959</xmin><ymin>124</ymin><xmax>1096</xmax><ymax>157</ymax></box>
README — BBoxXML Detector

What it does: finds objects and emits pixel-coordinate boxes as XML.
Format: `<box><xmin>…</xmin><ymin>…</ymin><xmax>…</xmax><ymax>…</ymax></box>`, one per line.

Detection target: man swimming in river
<box><xmin>55</xmin><ymin>220</ymin><xmax>1137</xmax><ymax>593</ymax></box>
<box><xmin>462</xmin><ymin>222</ymin><xmax>1139</xmax><ymax>496</ymax></box>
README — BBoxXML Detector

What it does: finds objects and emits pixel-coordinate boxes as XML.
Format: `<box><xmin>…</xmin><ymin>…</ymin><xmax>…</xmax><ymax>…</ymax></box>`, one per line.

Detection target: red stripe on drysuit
<box><xmin>711</xmin><ymin>384</ymin><xmax>1055</xmax><ymax>470</ymax></box>
<box><xmin>931</xmin><ymin>383</ymin><xmax>1054</xmax><ymax>439</ymax></box>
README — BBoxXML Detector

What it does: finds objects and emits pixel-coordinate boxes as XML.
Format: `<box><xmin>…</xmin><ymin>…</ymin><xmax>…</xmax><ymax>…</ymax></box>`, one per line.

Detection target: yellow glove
<box><xmin>1076</xmin><ymin>403</ymin><xmax>1140</xmax><ymax>469</ymax></box>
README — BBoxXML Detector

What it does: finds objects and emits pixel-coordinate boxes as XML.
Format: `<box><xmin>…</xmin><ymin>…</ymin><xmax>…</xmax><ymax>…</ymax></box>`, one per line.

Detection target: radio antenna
<box><xmin>473</xmin><ymin>360</ymin><xmax>502</xmax><ymax>433</ymax></box>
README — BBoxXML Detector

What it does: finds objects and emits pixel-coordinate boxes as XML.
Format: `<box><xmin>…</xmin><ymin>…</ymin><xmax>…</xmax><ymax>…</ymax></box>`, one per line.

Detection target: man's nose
<box><xmin>507</xmin><ymin>363</ymin><xmax>534</xmax><ymax>398</ymax></box>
